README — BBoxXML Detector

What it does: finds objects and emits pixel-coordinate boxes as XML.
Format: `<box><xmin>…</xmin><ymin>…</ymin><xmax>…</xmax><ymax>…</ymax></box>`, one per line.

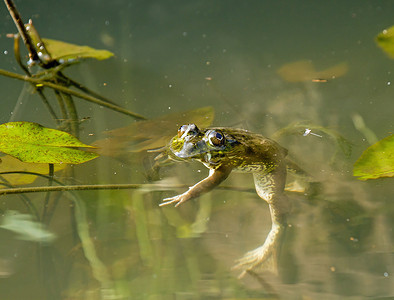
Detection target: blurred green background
<box><xmin>0</xmin><ymin>1</ymin><xmax>393</xmax><ymax>299</ymax></box>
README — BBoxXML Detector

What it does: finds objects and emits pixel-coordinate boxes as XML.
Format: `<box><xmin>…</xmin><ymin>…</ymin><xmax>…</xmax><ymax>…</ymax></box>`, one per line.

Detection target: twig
<box><xmin>4</xmin><ymin>0</ymin><xmax>40</xmax><ymax>63</ymax></box>
<box><xmin>0</xmin><ymin>183</ymin><xmax>149</xmax><ymax>195</ymax></box>
<box><xmin>0</xmin><ymin>183</ymin><xmax>256</xmax><ymax>196</ymax></box>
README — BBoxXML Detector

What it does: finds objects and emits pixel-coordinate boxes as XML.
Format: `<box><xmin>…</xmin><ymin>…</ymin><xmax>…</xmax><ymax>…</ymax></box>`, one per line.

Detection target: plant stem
<box><xmin>0</xmin><ymin>176</ymin><xmax>39</xmax><ymax>219</ymax></box>
<box><xmin>12</xmin><ymin>34</ymin><xmax>31</xmax><ymax>76</ymax></box>
<box><xmin>12</xmin><ymin>34</ymin><xmax>60</xmax><ymax>123</ymax></box>
<box><xmin>42</xmin><ymin>164</ymin><xmax>54</xmax><ymax>223</ymax></box>
<box><xmin>4</xmin><ymin>0</ymin><xmax>40</xmax><ymax>63</ymax></box>
<box><xmin>36</xmin><ymin>88</ymin><xmax>61</xmax><ymax>123</ymax></box>
<box><xmin>61</xmin><ymin>92</ymin><xmax>79</xmax><ymax>137</ymax></box>
<box><xmin>0</xmin><ymin>69</ymin><xmax>147</xmax><ymax>120</ymax></box>
<box><xmin>57</xmin><ymin>72</ymin><xmax>119</xmax><ymax>106</ymax></box>
<box><xmin>54</xmin><ymin>90</ymin><xmax>68</xmax><ymax>124</ymax></box>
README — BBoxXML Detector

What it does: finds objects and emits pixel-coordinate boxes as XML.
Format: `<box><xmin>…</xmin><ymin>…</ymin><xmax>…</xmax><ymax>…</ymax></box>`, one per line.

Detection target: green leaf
<box><xmin>42</xmin><ymin>38</ymin><xmax>114</xmax><ymax>61</ymax></box>
<box><xmin>0</xmin><ymin>122</ymin><xmax>98</xmax><ymax>164</ymax></box>
<box><xmin>376</xmin><ymin>26</ymin><xmax>394</xmax><ymax>59</ymax></box>
<box><xmin>353</xmin><ymin>134</ymin><xmax>394</xmax><ymax>180</ymax></box>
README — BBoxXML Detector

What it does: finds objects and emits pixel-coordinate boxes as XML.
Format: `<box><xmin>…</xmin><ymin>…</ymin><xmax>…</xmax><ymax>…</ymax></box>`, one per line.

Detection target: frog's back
<box><xmin>213</xmin><ymin>127</ymin><xmax>288</xmax><ymax>173</ymax></box>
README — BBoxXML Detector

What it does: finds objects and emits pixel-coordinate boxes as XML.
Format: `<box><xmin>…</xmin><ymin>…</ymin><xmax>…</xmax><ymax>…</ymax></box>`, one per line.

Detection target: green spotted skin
<box><xmin>168</xmin><ymin>125</ymin><xmax>287</xmax><ymax>172</ymax></box>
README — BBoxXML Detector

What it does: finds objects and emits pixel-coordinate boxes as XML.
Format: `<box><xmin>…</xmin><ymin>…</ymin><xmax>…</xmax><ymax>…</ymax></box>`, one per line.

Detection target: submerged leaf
<box><xmin>0</xmin><ymin>155</ymin><xmax>65</xmax><ymax>187</ymax></box>
<box><xmin>41</xmin><ymin>38</ymin><xmax>114</xmax><ymax>61</ymax></box>
<box><xmin>94</xmin><ymin>106</ymin><xmax>214</xmax><ymax>156</ymax></box>
<box><xmin>277</xmin><ymin>60</ymin><xmax>348</xmax><ymax>82</ymax></box>
<box><xmin>273</xmin><ymin>122</ymin><xmax>352</xmax><ymax>158</ymax></box>
<box><xmin>376</xmin><ymin>26</ymin><xmax>394</xmax><ymax>59</ymax></box>
<box><xmin>0</xmin><ymin>210</ymin><xmax>56</xmax><ymax>243</ymax></box>
<box><xmin>0</xmin><ymin>122</ymin><xmax>98</xmax><ymax>164</ymax></box>
<box><xmin>353</xmin><ymin>134</ymin><xmax>394</xmax><ymax>180</ymax></box>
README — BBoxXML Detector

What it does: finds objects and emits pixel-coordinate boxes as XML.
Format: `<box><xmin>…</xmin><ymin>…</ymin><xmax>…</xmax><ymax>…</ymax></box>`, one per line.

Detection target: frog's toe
<box><xmin>233</xmin><ymin>244</ymin><xmax>278</xmax><ymax>277</ymax></box>
<box><xmin>159</xmin><ymin>196</ymin><xmax>180</xmax><ymax>206</ymax></box>
<box><xmin>234</xmin><ymin>245</ymin><xmax>269</xmax><ymax>269</ymax></box>
<box><xmin>160</xmin><ymin>193</ymin><xmax>190</xmax><ymax>207</ymax></box>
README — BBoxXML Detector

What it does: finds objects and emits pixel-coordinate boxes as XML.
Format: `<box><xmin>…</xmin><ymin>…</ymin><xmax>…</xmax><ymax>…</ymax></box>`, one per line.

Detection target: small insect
<box><xmin>303</xmin><ymin>128</ymin><xmax>322</xmax><ymax>138</ymax></box>
<box><xmin>311</xmin><ymin>78</ymin><xmax>328</xmax><ymax>83</ymax></box>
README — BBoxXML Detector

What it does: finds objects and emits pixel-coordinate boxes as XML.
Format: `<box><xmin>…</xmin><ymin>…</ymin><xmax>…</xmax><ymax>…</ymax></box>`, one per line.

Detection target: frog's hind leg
<box><xmin>233</xmin><ymin>222</ymin><xmax>286</xmax><ymax>277</ymax></box>
<box><xmin>234</xmin><ymin>164</ymin><xmax>288</xmax><ymax>277</ymax></box>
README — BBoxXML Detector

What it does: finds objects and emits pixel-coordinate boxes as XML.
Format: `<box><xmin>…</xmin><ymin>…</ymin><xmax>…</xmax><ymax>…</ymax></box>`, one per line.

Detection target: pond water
<box><xmin>0</xmin><ymin>1</ymin><xmax>393</xmax><ymax>299</ymax></box>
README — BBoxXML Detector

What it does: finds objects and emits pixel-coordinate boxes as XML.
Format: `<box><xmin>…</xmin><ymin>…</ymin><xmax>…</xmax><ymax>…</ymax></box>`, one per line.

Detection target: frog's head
<box><xmin>168</xmin><ymin>124</ymin><xmax>238</xmax><ymax>166</ymax></box>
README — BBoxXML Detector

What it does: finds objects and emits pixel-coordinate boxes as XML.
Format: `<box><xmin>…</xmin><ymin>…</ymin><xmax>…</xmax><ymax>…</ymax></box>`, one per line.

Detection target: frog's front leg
<box><xmin>160</xmin><ymin>165</ymin><xmax>232</xmax><ymax>207</ymax></box>
<box><xmin>234</xmin><ymin>162</ymin><xmax>288</xmax><ymax>276</ymax></box>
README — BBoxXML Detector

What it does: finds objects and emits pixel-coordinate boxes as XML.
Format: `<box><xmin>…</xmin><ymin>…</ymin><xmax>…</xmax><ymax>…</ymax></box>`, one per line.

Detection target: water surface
<box><xmin>0</xmin><ymin>1</ymin><xmax>393</xmax><ymax>299</ymax></box>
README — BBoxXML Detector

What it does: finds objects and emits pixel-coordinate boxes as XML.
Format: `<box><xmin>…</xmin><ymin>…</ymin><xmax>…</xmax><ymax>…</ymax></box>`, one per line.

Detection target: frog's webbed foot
<box><xmin>159</xmin><ymin>192</ymin><xmax>191</xmax><ymax>207</ymax></box>
<box><xmin>233</xmin><ymin>223</ymin><xmax>284</xmax><ymax>278</ymax></box>
<box><xmin>233</xmin><ymin>243</ymin><xmax>278</xmax><ymax>278</ymax></box>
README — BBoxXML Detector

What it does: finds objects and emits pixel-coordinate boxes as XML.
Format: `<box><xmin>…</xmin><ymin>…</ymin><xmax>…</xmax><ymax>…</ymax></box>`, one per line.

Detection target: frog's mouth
<box><xmin>173</xmin><ymin>140</ymin><xmax>209</xmax><ymax>159</ymax></box>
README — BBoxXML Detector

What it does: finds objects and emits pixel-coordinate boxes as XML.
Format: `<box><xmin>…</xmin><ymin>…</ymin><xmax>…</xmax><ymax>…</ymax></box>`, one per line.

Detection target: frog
<box><xmin>159</xmin><ymin>123</ymin><xmax>289</xmax><ymax>276</ymax></box>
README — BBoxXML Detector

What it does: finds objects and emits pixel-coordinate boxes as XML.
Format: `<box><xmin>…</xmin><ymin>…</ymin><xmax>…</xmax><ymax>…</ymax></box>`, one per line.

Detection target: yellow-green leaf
<box><xmin>277</xmin><ymin>60</ymin><xmax>348</xmax><ymax>82</ymax></box>
<box><xmin>42</xmin><ymin>38</ymin><xmax>114</xmax><ymax>61</ymax></box>
<box><xmin>0</xmin><ymin>155</ymin><xmax>66</xmax><ymax>187</ymax></box>
<box><xmin>376</xmin><ymin>26</ymin><xmax>394</xmax><ymax>59</ymax></box>
<box><xmin>353</xmin><ymin>134</ymin><xmax>394</xmax><ymax>180</ymax></box>
<box><xmin>0</xmin><ymin>122</ymin><xmax>98</xmax><ymax>164</ymax></box>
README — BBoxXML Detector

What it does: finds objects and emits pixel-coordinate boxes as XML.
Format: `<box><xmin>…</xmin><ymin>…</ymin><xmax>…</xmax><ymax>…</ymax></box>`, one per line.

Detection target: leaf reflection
<box><xmin>277</xmin><ymin>60</ymin><xmax>348</xmax><ymax>83</ymax></box>
<box><xmin>93</xmin><ymin>106</ymin><xmax>214</xmax><ymax>157</ymax></box>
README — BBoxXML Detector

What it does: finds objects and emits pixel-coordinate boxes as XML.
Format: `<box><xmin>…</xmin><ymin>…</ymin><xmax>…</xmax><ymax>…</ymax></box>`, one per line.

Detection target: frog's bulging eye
<box><xmin>207</xmin><ymin>130</ymin><xmax>225</xmax><ymax>147</ymax></box>
<box><xmin>178</xmin><ymin>125</ymin><xmax>188</xmax><ymax>137</ymax></box>
<box><xmin>177</xmin><ymin>124</ymin><xmax>200</xmax><ymax>138</ymax></box>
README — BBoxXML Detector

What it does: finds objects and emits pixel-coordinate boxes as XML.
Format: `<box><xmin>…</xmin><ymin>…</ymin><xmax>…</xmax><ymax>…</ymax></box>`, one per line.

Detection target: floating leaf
<box><xmin>41</xmin><ymin>38</ymin><xmax>114</xmax><ymax>61</ymax></box>
<box><xmin>0</xmin><ymin>122</ymin><xmax>98</xmax><ymax>164</ymax></box>
<box><xmin>94</xmin><ymin>106</ymin><xmax>215</xmax><ymax>156</ymax></box>
<box><xmin>376</xmin><ymin>26</ymin><xmax>394</xmax><ymax>59</ymax></box>
<box><xmin>0</xmin><ymin>210</ymin><xmax>56</xmax><ymax>243</ymax></box>
<box><xmin>0</xmin><ymin>155</ymin><xmax>65</xmax><ymax>187</ymax></box>
<box><xmin>353</xmin><ymin>134</ymin><xmax>394</xmax><ymax>180</ymax></box>
<box><xmin>277</xmin><ymin>60</ymin><xmax>348</xmax><ymax>82</ymax></box>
